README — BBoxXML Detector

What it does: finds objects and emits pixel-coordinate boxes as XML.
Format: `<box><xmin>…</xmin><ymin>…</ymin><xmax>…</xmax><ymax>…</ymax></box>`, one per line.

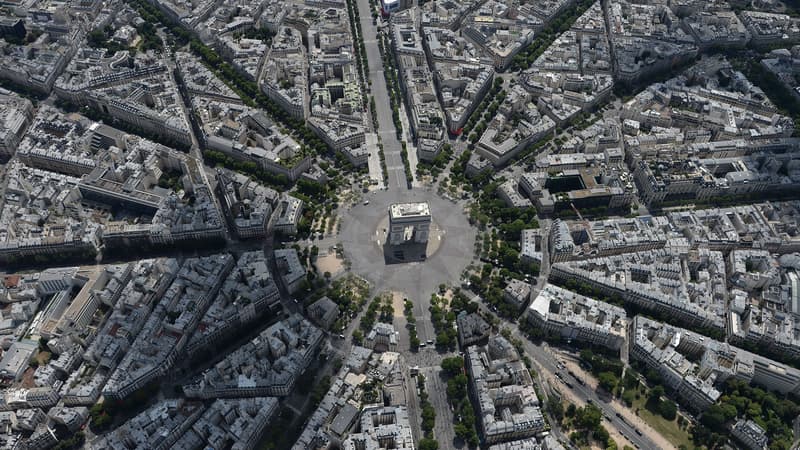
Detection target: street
<box><xmin>357</xmin><ymin>0</ymin><xmax>409</xmax><ymax>191</ymax></box>
<box><xmin>421</xmin><ymin>365</ymin><xmax>459</xmax><ymax>447</ymax></box>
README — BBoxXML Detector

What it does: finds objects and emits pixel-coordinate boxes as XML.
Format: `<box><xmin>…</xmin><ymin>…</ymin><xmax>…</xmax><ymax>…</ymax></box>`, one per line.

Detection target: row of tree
<box><xmin>126</xmin><ymin>0</ymin><xmax>331</xmax><ymax>160</ymax></box>
<box><xmin>509</xmin><ymin>0</ymin><xmax>596</xmax><ymax>71</ymax></box>
<box><xmin>429</xmin><ymin>293</ymin><xmax>459</xmax><ymax>349</ymax></box>
<box><xmin>440</xmin><ymin>356</ymin><xmax>480</xmax><ymax>447</ymax></box>
<box><xmin>344</xmin><ymin>0</ymin><xmax>369</xmax><ymax>92</ymax></box>
<box><xmin>203</xmin><ymin>150</ymin><xmax>291</xmax><ymax>188</ymax></box>
<box><xmin>463</xmin><ymin>78</ymin><xmax>504</xmax><ymax>141</ymax></box>
<box><xmin>447</xmin><ymin>148</ymin><xmax>476</xmax><ymax>186</ymax></box>
<box><xmin>403</xmin><ymin>299</ymin><xmax>421</xmax><ymax>350</ymax></box>
<box><xmin>417</xmin><ymin>374</ymin><xmax>439</xmax><ymax>450</ymax></box>
<box><xmin>400</xmin><ymin>141</ymin><xmax>413</xmax><ymax>186</ymax></box>
<box><xmin>379</xmin><ymin>34</ymin><xmax>405</xmax><ymax>141</ymax></box>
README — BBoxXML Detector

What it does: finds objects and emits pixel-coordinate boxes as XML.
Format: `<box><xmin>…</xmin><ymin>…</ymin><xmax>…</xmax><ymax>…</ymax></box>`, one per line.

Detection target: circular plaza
<box><xmin>338</xmin><ymin>188</ymin><xmax>476</xmax><ymax>301</ymax></box>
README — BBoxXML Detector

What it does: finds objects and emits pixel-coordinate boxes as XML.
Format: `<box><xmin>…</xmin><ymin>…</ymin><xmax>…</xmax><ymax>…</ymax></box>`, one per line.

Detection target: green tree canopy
<box><xmin>598</xmin><ymin>371</ymin><xmax>619</xmax><ymax>392</ymax></box>
<box><xmin>419</xmin><ymin>438</ymin><xmax>439</xmax><ymax>450</ymax></box>
<box><xmin>441</xmin><ymin>356</ymin><xmax>464</xmax><ymax>376</ymax></box>
<box><xmin>659</xmin><ymin>399</ymin><xmax>677</xmax><ymax>421</ymax></box>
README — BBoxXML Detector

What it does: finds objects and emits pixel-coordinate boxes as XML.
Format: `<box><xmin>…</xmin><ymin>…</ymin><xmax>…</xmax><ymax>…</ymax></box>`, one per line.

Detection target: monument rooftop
<box><xmin>389</xmin><ymin>202</ymin><xmax>431</xmax><ymax>220</ymax></box>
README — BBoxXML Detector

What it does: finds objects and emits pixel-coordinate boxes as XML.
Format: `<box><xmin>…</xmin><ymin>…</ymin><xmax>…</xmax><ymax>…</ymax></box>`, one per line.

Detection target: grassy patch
<box><xmin>630</xmin><ymin>391</ymin><xmax>692</xmax><ymax>449</ymax></box>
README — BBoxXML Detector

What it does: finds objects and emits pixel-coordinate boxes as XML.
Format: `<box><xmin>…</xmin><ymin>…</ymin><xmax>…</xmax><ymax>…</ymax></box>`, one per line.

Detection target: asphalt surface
<box><xmin>357</xmin><ymin>0</ymin><xmax>408</xmax><ymax>191</ymax></box>
<box><xmin>339</xmin><ymin>188</ymin><xmax>476</xmax><ymax>342</ymax></box>
<box><xmin>421</xmin><ymin>365</ymin><xmax>460</xmax><ymax>447</ymax></box>
<box><xmin>338</xmin><ymin>8</ymin><xmax>480</xmax><ymax>439</ymax></box>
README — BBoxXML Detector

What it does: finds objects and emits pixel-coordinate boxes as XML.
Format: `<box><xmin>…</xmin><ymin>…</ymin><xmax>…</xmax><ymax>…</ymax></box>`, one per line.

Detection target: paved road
<box><xmin>365</xmin><ymin>132</ymin><xmax>386</xmax><ymax>188</ymax></box>
<box><xmin>337</xmin><ymin>185</ymin><xmax>477</xmax><ymax>445</ymax></box>
<box><xmin>339</xmin><ymin>189</ymin><xmax>476</xmax><ymax>343</ymax></box>
<box><xmin>403</xmin><ymin>362</ymin><xmax>422</xmax><ymax>444</ymax></box>
<box><xmin>332</xmin><ymin>9</ymin><xmax>481</xmax><ymax>435</ymax></box>
<box><xmin>357</xmin><ymin>0</ymin><xmax>408</xmax><ymax>191</ymax></box>
<box><xmin>397</xmin><ymin>102</ymin><xmax>419</xmax><ymax>185</ymax></box>
<box><xmin>535</xmin><ymin>218</ymin><xmax>552</xmax><ymax>295</ymax></box>
<box><xmin>513</xmin><ymin>323</ymin><xmax>656</xmax><ymax>450</ymax></box>
<box><xmin>421</xmin><ymin>365</ymin><xmax>459</xmax><ymax>448</ymax></box>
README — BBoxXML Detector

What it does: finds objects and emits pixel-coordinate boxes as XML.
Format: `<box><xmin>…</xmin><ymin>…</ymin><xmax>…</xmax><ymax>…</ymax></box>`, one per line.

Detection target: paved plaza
<box><xmin>339</xmin><ymin>189</ymin><xmax>476</xmax><ymax>323</ymax></box>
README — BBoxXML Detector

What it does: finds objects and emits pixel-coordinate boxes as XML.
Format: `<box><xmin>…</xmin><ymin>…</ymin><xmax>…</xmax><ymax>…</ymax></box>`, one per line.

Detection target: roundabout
<box><xmin>373</xmin><ymin>214</ymin><xmax>444</xmax><ymax>263</ymax></box>
<box><xmin>338</xmin><ymin>188</ymin><xmax>477</xmax><ymax>303</ymax></box>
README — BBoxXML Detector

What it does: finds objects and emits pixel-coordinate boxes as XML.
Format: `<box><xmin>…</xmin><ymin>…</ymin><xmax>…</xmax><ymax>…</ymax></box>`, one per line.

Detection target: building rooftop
<box><xmin>528</xmin><ymin>284</ymin><xmax>627</xmax><ymax>340</ymax></box>
<box><xmin>341</xmin><ymin>406</ymin><xmax>415</xmax><ymax>450</ymax></box>
<box><xmin>466</xmin><ymin>335</ymin><xmax>545</xmax><ymax>444</ymax></box>
<box><xmin>183</xmin><ymin>314</ymin><xmax>323</xmax><ymax>399</ymax></box>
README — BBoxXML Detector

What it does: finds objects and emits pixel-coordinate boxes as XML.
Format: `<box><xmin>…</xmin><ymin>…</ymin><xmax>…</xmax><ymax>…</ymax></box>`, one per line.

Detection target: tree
<box><xmin>549</xmin><ymin>399</ymin><xmax>564</xmax><ymax>421</ymax></box>
<box><xmin>500</xmin><ymin>218</ymin><xmax>527</xmax><ymax>240</ymax></box>
<box><xmin>593</xmin><ymin>425</ymin><xmax>610</xmax><ymax>444</ymax></box>
<box><xmin>460</xmin><ymin>399</ymin><xmax>477</xmax><ymax>427</ymax></box>
<box><xmin>454</xmin><ymin>423</ymin><xmax>471</xmax><ymax>440</ymax></box>
<box><xmin>441</xmin><ymin>357</ymin><xmax>464</xmax><ymax>376</ymax></box>
<box><xmin>700</xmin><ymin>405</ymin><xmax>728</xmax><ymax>430</ymax></box>
<box><xmin>579</xmin><ymin>348</ymin><xmax>594</xmax><ymax>364</ymax></box>
<box><xmin>419</xmin><ymin>438</ymin><xmax>439</xmax><ymax>450</ymax></box>
<box><xmin>446</xmin><ymin>374</ymin><xmax>468</xmax><ymax>399</ymax></box>
<box><xmin>598</xmin><ymin>371</ymin><xmax>619</xmax><ymax>392</ymax></box>
<box><xmin>623</xmin><ymin>369</ymin><xmax>639</xmax><ymax>389</ymax></box>
<box><xmin>622</xmin><ymin>389</ymin><xmax>636</xmax><ymax>407</ymax></box>
<box><xmin>576</xmin><ymin>404</ymin><xmax>602</xmax><ymax>429</ymax></box>
<box><xmin>644</xmin><ymin>368</ymin><xmax>663</xmax><ymax>386</ymax></box>
<box><xmin>52</xmin><ymin>431</ymin><xmax>85</xmax><ymax>450</ymax></box>
<box><xmin>352</xmin><ymin>329</ymin><xmax>363</xmax><ymax>345</ymax></box>
<box><xmin>421</xmin><ymin>404</ymin><xmax>436</xmax><ymax>432</ymax></box>
<box><xmin>659</xmin><ymin>399</ymin><xmax>677</xmax><ymax>421</ymax></box>
<box><xmin>719</xmin><ymin>403</ymin><xmax>738</xmax><ymax>422</ymax></box>
<box><xmin>87</xmin><ymin>29</ymin><xmax>107</xmax><ymax>47</ymax></box>
<box><xmin>648</xmin><ymin>385</ymin><xmax>665</xmax><ymax>403</ymax></box>
<box><xmin>566</xmin><ymin>403</ymin><xmax>577</xmax><ymax>418</ymax></box>
<box><xmin>436</xmin><ymin>331</ymin><xmax>452</xmax><ymax>348</ymax></box>
<box><xmin>93</xmin><ymin>413</ymin><xmax>112</xmax><ymax>429</ymax></box>
<box><xmin>89</xmin><ymin>402</ymin><xmax>114</xmax><ymax>432</ymax></box>
<box><xmin>570</xmin><ymin>431</ymin><xmax>587</xmax><ymax>446</ymax></box>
